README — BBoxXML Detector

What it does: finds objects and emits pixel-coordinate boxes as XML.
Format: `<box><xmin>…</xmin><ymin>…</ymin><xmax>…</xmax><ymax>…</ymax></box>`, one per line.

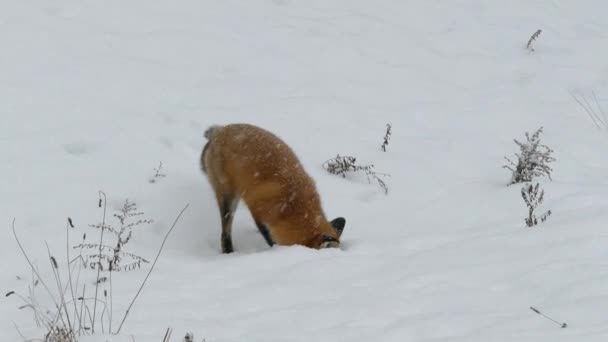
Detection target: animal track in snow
<box><xmin>63</xmin><ymin>141</ymin><xmax>96</xmax><ymax>156</ymax></box>
<box><xmin>158</xmin><ymin>136</ymin><xmax>174</xmax><ymax>149</ymax></box>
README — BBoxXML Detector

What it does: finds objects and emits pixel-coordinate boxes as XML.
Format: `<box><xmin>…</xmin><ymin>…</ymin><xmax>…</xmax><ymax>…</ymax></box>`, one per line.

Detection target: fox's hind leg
<box><xmin>203</xmin><ymin>141</ymin><xmax>239</xmax><ymax>253</ymax></box>
<box><xmin>216</xmin><ymin>193</ymin><xmax>239</xmax><ymax>253</ymax></box>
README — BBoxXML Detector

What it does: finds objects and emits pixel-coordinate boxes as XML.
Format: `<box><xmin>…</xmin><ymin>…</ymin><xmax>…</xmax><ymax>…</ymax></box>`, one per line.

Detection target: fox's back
<box><xmin>203</xmin><ymin>124</ymin><xmax>322</xmax><ymax>219</ymax></box>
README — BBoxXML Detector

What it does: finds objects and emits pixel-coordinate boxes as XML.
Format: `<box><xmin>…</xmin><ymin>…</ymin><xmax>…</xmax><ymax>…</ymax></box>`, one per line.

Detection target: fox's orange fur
<box><xmin>201</xmin><ymin>123</ymin><xmax>345</xmax><ymax>253</ymax></box>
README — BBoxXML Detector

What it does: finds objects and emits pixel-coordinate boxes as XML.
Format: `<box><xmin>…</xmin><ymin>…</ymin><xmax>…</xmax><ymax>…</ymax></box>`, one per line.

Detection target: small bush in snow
<box><xmin>381</xmin><ymin>123</ymin><xmax>392</xmax><ymax>152</ymax></box>
<box><xmin>526</xmin><ymin>29</ymin><xmax>542</xmax><ymax>52</ymax></box>
<box><xmin>76</xmin><ymin>198</ymin><xmax>153</xmax><ymax>272</ymax></box>
<box><xmin>324</xmin><ymin>155</ymin><xmax>358</xmax><ymax>177</ymax></box>
<box><xmin>323</xmin><ymin>154</ymin><xmax>389</xmax><ymax>194</ymax></box>
<box><xmin>8</xmin><ymin>192</ymin><xmax>189</xmax><ymax>341</ymax></box>
<box><xmin>503</xmin><ymin>127</ymin><xmax>555</xmax><ymax>185</ymax></box>
<box><xmin>149</xmin><ymin>161</ymin><xmax>167</xmax><ymax>183</ymax></box>
<box><xmin>521</xmin><ymin>183</ymin><xmax>552</xmax><ymax>227</ymax></box>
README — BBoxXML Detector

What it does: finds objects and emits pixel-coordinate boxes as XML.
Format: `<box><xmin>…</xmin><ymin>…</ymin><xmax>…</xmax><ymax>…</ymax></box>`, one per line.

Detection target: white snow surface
<box><xmin>2</xmin><ymin>1</ymin><xmax>608</xmax><ymax>341</ymax></box>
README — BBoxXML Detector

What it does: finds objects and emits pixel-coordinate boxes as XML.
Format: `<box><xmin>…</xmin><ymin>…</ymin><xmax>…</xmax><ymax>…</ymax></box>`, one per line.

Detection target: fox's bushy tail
<box><xmin>204</xmin><ymin>125</ymin><xmax>223</xmax><ymax>140</ymax></box>
<box><xmin>201</xmin><ymin>125</ymin><xmax>222</xmax><ymax>173</ymax></box>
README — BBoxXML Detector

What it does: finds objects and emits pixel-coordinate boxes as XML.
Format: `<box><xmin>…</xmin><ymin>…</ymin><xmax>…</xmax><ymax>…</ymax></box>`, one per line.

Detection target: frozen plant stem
<box><xmin>530</xmin><ymin>307</ymin><xmax>567</xmax><ymax>328</ymax></box>
<box><xmin>162</xmin><ymin>327</ymin><xmax>173</xmax><ymax>342</ymax></box>
<box><xmin>115</xmin><ymin>203</ymin><xmax>190</xmax><ymax>334</ymax></box>
<box><xmin>570</xmin><ymin>91</ymin><xmax>608</xmax><ymax>130</ymax></box>
<box><xmin>149</xmin><ymin>161</ymin><xmax>167</xmax><ymax>183</ymax></box>
<box><xmin>66</xmin><ymin>218</ymin><xmax>81</xmax><ymax>332</ymax></box>
<box><xmin>381</xmin><ymin>123</ymin><xmax>391</xmax><ymax>152</ymax></box>
<box><xmin>45</xmin><ymin>241</ymin><xmax>75</xmax><ymax>340</ymax></box>
<box><xmin>526</xmin><ymin>29</ymin><xmax>542</xmax><ymax>51</ymax></box>
<box><xmin>109</xmin><ymin>266</ymin><xmax>113</xmax><ymax>333</ymax></box>
<box><xmin>12</xmin><ymin>219</ymin><xmax>76</xmax><ymax>340</ymax></box>
<box><xmin>92</xmin><ymin>190</ymin><xmax>107</xmax><ymax>333</ymax></box>
<box><xmin>11</xmin><ymin>219</ymin><xmax>60</xmax><ymax>318</ymax></box>
<box><xmin>521</xmin><ymin>183</ymin><xmax>551</xmax><ymax>227</ymax></box>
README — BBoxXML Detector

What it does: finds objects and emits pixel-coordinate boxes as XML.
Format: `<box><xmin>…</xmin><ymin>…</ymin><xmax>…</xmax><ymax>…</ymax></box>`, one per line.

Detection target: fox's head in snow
<box><xmin>318</xmin><ymin>217</ymin><xmax>346</xmax><ymax>249</ymax></box>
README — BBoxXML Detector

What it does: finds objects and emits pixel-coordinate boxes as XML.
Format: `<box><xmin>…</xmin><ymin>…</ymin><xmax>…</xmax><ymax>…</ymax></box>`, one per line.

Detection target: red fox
<box><xmin>201</xmin><ymin>123</ymin><xmax>346</xmax><ymax>253</ymax></box>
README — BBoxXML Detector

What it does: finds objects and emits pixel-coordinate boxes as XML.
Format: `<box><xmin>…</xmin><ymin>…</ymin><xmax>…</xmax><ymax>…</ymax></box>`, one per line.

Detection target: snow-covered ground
<box><xmin>2</xmin><ymin>1</ymin><xmax>608</xmax><ymax>341</ymax></box>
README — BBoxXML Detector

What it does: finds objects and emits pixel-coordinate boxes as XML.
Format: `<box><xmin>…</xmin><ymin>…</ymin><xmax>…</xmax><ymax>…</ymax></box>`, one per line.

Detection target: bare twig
<box><xmin>92</xmin><ymin>190</ymin><xmax>107</xmax><ymax>333</ymax></box>
<box><xmin>571</xmin><ymin>91</ymin><xmax>608</xmax><ymax>130</ymax></box>
<box><xmin>12</xmin><ymin>322</ymin><xmax>27</xmax><ymax>340</ymax></box>
<box><xmin>526</xmin><ymin>29</ymin><xmax>542</xmax><ymax>52</ymax></box>
<box><xmin>162</xmin><ymin>327</ymin><xmax>173</xmax><ymax>342</ymax></box>
<box><xmin>521</xmin><ymin>183</ymin><xmax>551</xmax><ymax>227</ymax></box>
<box><xmin>582</xmin><ymin>94</ymin><xmax>605</xmax><ymax>127</ymax></box>
<box><xmin>109</xmin><ymin>266</ymin><xmax>114</xmax><ymax>334</ymax></box>
<box><xmin>115</xmin><ymin>203</ymin><xmax>190</xmax><ymax>334</ymax></box>
<box><xmin>381</xmin><ymin>123</ymin><xmax>392</xmax><ymax>152</ymax></box>
<box><xmin>11</xmin><ymin>219</ymin><xmax>61</xmax><ymax>316</ymax></box>
<box><xmin>530</xmin><ymin>306</ymin><xmax>567</xmax><ymax>328</ymax></box>
<box><xmin>45</xmin><ymin>241</ymin><xmax>75</xmax><ymax>340</ymax></box>
<box><xmin>571</xmin><ymin>91</ymin><xmax>601</xmax><ymax>129</ymax></box>
<box><xmin>149</xmin><ymin>161</ymin><xmax>167</xmax><ymax>183</ymax></box>
<box><xmin>79</xmin><ymin>284</ymin><xmax>86</xmax><ymax>335</ymax></box>
<box><xmin>66</xmin><ymin>219</ymin><xmax>81</xmax><ymax>332</ymax></box>
<box><xmin>592</xmin><ymin>90</ymin><xmax>608</xmax><ymax>125</ymax></box>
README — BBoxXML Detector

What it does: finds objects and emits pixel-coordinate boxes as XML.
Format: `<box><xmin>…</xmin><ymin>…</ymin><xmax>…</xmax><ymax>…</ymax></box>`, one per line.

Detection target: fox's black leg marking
<box><xmin>221</xmin><ymin>230</ymin><xmax>233</xmax><ymax>253</ymax></box>
<box><xmin>219</xmin><ymin>196</ymin><xmax>238</xmax><ymax>253</ymax></box>
<box><xmin>255</xmin><ymin>220</ymin><xmax>274</xmax><ymax>247</ymax></box>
